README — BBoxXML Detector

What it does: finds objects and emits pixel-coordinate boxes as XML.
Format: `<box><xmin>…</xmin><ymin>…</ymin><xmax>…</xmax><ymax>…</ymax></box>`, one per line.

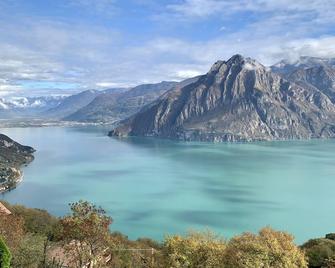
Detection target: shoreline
<box><xmin>0</xmin><ymin>168</ymin><xmax>24</xmax><ymax>193</ymax></box>
<box><xmin>0</xmin><ymin>119</ymin><xmax>117</xmax><ymax>128</ymax></box>
<box><xmin>0</xmin><ymin>133</ymin><xmax>35</xmax><ymax>194</ymax></box>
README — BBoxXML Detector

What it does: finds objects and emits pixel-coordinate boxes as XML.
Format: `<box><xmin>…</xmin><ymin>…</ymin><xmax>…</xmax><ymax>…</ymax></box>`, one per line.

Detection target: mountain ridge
<box><xmin>64</xmin><ymin>79</ymin><xmax>198</xmax><ymax>123</ymax></box>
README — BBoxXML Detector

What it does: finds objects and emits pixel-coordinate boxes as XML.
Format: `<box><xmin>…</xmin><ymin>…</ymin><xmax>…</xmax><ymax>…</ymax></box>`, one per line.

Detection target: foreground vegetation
<box><xmin>0</xmin><ymin>200</ymin><xmax>334</xmax><ymax>268</ymax></box>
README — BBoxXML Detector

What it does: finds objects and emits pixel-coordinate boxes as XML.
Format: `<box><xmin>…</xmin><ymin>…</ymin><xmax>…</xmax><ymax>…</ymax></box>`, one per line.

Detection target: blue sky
<box><xmin>0</xmin><ymin>0</ymin><xmax>334</xmax><ymax>96</ymax></box>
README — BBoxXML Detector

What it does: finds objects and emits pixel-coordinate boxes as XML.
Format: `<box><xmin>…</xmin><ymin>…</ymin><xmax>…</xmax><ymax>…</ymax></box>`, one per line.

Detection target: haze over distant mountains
<box><xmin>109</xmin><ymin>55</ymin><xmax>335</xmax><ymax>142</ymax></box>
<box><xmin>0</xmin><ymin>96</ymin><xmax>66</xmax><ymax>119</ymax></box>
<box><xmin>64</xmin><ymin>81</ymin><xmax>178</xmax><ymax>123</ymax></box>
<box><xmin>0</xmin><ymin>78</ymin><xmax>199</xmax><ymax>124</ymax></box>
<box><xmin>0</xmin><ymin>88</ymin><xmax>127</xmax><ymax>120</ymax></box>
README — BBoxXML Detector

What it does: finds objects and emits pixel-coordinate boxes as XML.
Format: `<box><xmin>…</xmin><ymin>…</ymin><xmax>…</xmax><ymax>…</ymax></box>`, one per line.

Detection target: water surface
<box><xmin>1</xmin><ymin>126</ymin><xmax>335</xmax><ymax>243</ymax></box>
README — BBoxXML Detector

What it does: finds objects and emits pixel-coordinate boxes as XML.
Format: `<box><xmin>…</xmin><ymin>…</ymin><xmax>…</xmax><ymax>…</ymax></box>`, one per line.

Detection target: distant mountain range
<box><xmin>0</xmin><ymin>96</ymin><xmax>65</xmax><ymax>110</ymax></box>
<box><xmin>271</xmin><ymin>56</ymin><xmax>335</xmax><ymax>76</ymax></box>
<box><xmin>0</xmin><ymin>96</ymin><xmax>66</xmax><ymax>118</ymax></box>
<box><xmin>0</xmin><ymin>79</ymin><xmax>198</xmax><ymax>124</ymax></box>
<box><xmin>45</xmin><ymin>89</ymin><xmax>131</xmax><ymax>119</ymax></box>
<box><xmin>0</xmin><ymin>89</ymin><xmax>128</xmax><ymax>120</ymax></box>
<box><xmin>109</xmin><ymin>55</ymin><xmax>335</xmax><ymax>142</ymax></box>
<box><xmin>44</xmin><ymin>90</ymin><xmax>100</xmax><ymax>119</ymax></box>
<box><xmin>64</xmin><ymin>82</ymin><xmax>178</xmax><ymax>123</ymax></box>
<box><xmin>65</xmin><ymin>78</ymin><xmax>198</xmax><ymax>123</ymax></box>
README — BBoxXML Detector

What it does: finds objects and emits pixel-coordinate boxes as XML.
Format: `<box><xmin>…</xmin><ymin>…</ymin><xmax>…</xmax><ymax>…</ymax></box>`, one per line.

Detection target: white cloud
<box><xmin>1</xmin><ymin>22</ymin><xmax>335</xmax><ymax>97</ymax></box>
<box><xmin>167</xmin><ymin>0</ymin><xmax>335</xmax><ymax>23</ymax></box>
<box><xmin>269</xmin><ymin>36</ymin><xmax>335</xmax><ymax>63</ymax></box>
<box><xmin>176</xmin><ymin>70</ymin><xmax>202</xmax><ymax>79</ymax></box>
<box><xmin>96</xmin><ymin>82</ymin><xmax>132</xmax><ymax>88</ymax></box>
<box><xmin>0</xmin><ymin>16</ymin><xmax>124</xmax><ymax>95</ymax></box>
<box><xmin>0</xmin><ymin>82</ymin><xmax>23</xmax><ymax>97</ymax></box>
<box><xmin>0</xmin><ymin>0</ymin><xmax>334</xmax><ymax>97</ymax></box>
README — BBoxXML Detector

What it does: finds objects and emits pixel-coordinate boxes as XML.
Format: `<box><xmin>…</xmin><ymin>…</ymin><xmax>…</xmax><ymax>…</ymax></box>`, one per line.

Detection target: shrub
<box><xmin>224</xmin><ymin>227</ymin><xmax>307</xmax><ymax>268</ymax></box>
<box><xmin>11</xmin><ymin>234</ymin><xmax>45</xmax><ymax>268</ymax></box>
<box><xmin>9</xmin><ymin>204</ymin><xmax>59</xmax><ymax>238</ymax></box>
<box><xmin>302</xmin><ymin>237</ymin><xmax>335</xmax><ymax>267</ymax></box>
<box><xmin>162</xmin><ymin>230</ymin><xmax>226</xmax><ymax>268</ymax></box>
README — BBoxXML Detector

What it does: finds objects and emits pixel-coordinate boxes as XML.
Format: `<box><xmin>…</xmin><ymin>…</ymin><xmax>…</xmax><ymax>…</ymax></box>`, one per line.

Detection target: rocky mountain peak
<box><xmin>109</xmin><ymin>55</ymin><xmax>335</xmax><ymax>142</ymax></box>
<box><xmin>227</xmin><ymin>53</ymin><xmax>245</xmax><ymax>64</ymax></box>
<box><xmin>203</xmin><ymin>54</ymin><xmax>274</xmax><ymax>100</ymax></box>
<box><xmin>208</xmin><ymin>55</ymin><xmax>266</xmax><ymax>76</ymax></box>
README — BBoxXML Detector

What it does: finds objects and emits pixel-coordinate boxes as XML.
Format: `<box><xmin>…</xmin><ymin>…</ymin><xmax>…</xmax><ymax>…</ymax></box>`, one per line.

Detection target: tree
<box><xmin>58</xmin><ymin>200</ymin><xmax>113</xmax><ymax>268</ymax></box>
<box><xmin>224</xmin><ymin>227</ymin><xmax>307</xmax><ymax>268</ymax></box>
<box><xmin>105</xmin><ymin>235</ymin><xmax>163</xmax><ymax>268</ymax></box>
<box><xmin>162</xmin><ymin>230</ymin><xmax>226</xmax><ymax>268</ymax></box>
<box><xmin>0</xmin><ymin>237</ymin><xmax>11</xmax><ymax>268</ymax></box>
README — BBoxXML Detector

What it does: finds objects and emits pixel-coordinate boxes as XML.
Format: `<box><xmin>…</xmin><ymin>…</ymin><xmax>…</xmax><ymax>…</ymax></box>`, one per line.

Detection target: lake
<box><xmin>1</xmin><ymin>126</ymin><xmax>335</xmax><ymax>244</ymax></box>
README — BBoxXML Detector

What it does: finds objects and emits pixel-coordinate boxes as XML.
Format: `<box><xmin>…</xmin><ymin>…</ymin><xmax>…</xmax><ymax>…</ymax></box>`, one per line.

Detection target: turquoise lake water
<box><xmin>1</xmin><ymin>126</ymin><xmax>335</xmax><ymax>244</ymax></box>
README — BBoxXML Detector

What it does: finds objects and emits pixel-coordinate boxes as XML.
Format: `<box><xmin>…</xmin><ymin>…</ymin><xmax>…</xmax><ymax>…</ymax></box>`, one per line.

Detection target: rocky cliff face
<box><xmin>109</xmin><ymin>55</ymin><xmax>335</xmax><ymax>142</ymax></box>
<box><xmin>272</xmin><ymin>56</ymin><xmax>335</xmax><ymax>106</ymax></box>
<box><xmin>286</xmin><ymin>65</ymin><xmax>335</xmax><ymax>103</ymax></box>
<box><xmin>0</xmin><ymin>134</ymin><xmax>35</xmax><ymax>191</ymax></box>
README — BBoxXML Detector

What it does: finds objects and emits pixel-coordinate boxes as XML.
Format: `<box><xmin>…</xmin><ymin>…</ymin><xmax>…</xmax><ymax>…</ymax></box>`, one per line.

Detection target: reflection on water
<box><xmin>1</xmin><ymin>126</ymin><xmax>335</xmax><ymax>243</ymax></box>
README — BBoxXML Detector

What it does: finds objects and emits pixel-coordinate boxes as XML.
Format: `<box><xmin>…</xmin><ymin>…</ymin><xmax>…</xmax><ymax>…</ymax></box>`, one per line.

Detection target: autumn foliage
<box><xmin>223</xmin><ymin>227</ymin><xmax>308</xmax><ymax>268</ymax></box>
<box><xmin>1</xmin><ymin>200</ymin><xmax>335</xmax><ymax>267</ymax></box>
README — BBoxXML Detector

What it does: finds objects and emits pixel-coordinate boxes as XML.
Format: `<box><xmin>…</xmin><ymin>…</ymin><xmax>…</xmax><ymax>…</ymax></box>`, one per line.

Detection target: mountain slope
<box><xmin>109</xmin><ymin>55</ymin><xmax>335</xmax><ymax>142</ymax></box>
<box><xmin>44</xmin><ymin>90</ymin><xmax>102</xmax><ymax>119</ymax></box>
<box><xmin>287</xmin><ymin>65</ymin><xmax>335</xmax><ymax>103</ymax></box>
<box><xmin>64</xmin><ymin>81</ymin><xmax>179</xmax><ymax>123</ymax></box>
<box><xmin>272</xmin><ymin>56</ymin><xmax>335</xmax><ymax>103</ymax></box>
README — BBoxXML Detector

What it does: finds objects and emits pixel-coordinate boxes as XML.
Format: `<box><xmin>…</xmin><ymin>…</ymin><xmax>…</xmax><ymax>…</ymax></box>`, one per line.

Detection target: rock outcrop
<box><xmin>109</xmin><ymin>55</ymin><xmax>335</xmax><ymax>142</ymax></box>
